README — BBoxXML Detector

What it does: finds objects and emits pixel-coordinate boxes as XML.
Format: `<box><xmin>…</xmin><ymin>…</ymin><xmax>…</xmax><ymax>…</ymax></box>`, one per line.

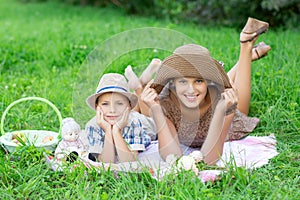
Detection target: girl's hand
<box><xmin>141</xmin><ymin>79</ymin><xmax>160</xmax><ymax>108</ymax></box>
<box><xmin>114</xmin><ymin>106</ymin><xmax>130</xmax><ymax>130</ymax></box>
<box><xmin>219</xmin><ymin>86</ymin><xmax>238</xmax><ymax>111</ymax></box>
<box><xmin>96</xmin><ymin>106</ymin><xmax>111</xmax><ymax>132</ymax></box>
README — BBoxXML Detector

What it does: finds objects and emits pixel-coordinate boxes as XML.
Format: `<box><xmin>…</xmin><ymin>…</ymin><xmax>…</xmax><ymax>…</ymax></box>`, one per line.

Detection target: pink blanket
<box><xmin>198</xmin><ymin>134</ymin><xmax>278</xmax><ymax>182</ymax></box>
<box><xmin>129</xmin><ymin>134</ymin><xmax>278</xmax><ymax>182</ymax></box>
<box><xmin>45</xmin><ymin>135</ymin><xmax>278</xmax><ymax>183</ymax></box>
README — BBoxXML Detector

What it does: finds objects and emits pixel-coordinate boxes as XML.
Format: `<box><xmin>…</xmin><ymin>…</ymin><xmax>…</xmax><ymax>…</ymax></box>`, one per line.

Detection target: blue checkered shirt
<box><xmin>85</xmin><ymin>111</ymin><xmax>155</xmax><ymax>154</ymax></box>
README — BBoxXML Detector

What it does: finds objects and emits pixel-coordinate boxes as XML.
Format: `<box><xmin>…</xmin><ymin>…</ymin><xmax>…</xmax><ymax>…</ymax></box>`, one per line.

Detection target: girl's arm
<box><xmin>141</xmin><ymin>80</ymin><xmax>182</xmax><ymax>160</ymax></box>
<box><xmin>201</xmin><ymin>88</ymin><xmax>237</xmax><ymax>165</ymax></box>
<box><xmin>150</xmin><ymin>105</ymin><xmax>182</xmax><ymax>160</ymax></box>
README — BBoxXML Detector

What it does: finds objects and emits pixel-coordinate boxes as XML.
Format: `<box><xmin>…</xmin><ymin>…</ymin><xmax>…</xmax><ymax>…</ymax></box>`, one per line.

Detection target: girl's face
<box><xmin>97</xmin><ymin>92</ymin><xmax>130</xmax><ymax>125</ymax></box>
<box><xmin>174</xmin><ymin>77</ymin><xmax>208</xmax><ymax>109</ymax></box>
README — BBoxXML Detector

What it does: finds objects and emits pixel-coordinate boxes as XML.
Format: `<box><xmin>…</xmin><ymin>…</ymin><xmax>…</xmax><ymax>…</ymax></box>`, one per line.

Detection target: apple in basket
<box><xmin>11</xmin><ymin>132</ymin><xmax>27</xmax><ymax>144</ymax></box>
<box><xmin>42</xmin><ymin>136</ymin><xmax>54</xmax><ymax>143</ymax></box>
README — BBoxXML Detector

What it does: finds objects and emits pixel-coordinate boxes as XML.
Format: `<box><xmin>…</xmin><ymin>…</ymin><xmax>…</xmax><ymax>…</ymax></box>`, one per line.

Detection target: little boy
<box><xmin>85</xmin><ymin>73</ymin><xmax>156</xmax><ymax>163</ymax></box>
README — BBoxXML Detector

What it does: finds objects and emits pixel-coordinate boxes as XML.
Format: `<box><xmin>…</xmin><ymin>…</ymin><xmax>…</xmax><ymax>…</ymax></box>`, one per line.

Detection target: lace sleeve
<box><xmin>225</xmin><ymin>103</ymin><xmax>237</xmax><ymax>115</ymax></box>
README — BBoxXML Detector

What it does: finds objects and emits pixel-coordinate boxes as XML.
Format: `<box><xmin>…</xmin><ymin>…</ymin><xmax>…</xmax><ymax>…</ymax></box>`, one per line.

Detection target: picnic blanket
<box><xmin>45</xmin><ymin>134</ymin><xmax>278</xmax><ymax>183</ymax></box>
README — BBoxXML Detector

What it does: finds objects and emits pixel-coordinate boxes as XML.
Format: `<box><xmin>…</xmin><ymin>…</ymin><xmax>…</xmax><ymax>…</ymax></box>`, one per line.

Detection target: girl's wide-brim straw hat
<box><xmin>152</xmin><ymin>44</ymin><xmax>232</xmax><ymax>94</ymax></box>
<box><xmin>86</xmin><ymin>73</ymin><xmax>138</xmax><ymax>110</ymax></box>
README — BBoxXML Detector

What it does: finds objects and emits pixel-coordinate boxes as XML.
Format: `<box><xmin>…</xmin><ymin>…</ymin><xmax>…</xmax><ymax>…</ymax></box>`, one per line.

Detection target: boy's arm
<box><xmin>112</xmin><ymin>108</ymin><xmax>138</xmax><ymax>162</ymax></box>
<box><xmin>98</xmin><ymin>129</ymin><xmax>115</xmax><ymax>163</ymax></box>
<box><xmin>95</xmin><ymin>106</ymin><xmax>116</xmax><ymax>163</ymax></box>
<box><xmin>111</xmin><ymin>125</ymin><xmax>138</xmax><ymax>162</ymax></box>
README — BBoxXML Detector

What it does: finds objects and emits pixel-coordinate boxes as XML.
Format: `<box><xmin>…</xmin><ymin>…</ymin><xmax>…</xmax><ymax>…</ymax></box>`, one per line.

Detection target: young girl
<box><xmin>85</xmin><ymin>73</ymin><xmax>156</xmax><ymax>163</ymax></box>
<box><xmin>125</xmin><ymin>37</ymin><xmax>270</xmax><ymax>118</ymax></box>
<box><xmin>127</xmin><ymin>17</ymin><xmax>270</xmax><ymax>165</ymax></box>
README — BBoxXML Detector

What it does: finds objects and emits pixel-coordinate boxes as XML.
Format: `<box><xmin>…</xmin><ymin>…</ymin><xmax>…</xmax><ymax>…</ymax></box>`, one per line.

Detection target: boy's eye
<box><xmin>101</xmin><ymin>102</ymin><xmax>108</xmax><ymax>106</ymax></box>
<box><xmin>178</xmin><ymin>80</ymin><xmax>187</xmax><ymax>84</ymax></box>
<box><xmin>117</xmin><ymin>102</ymin><xmax>124</xmax><ymax>105</ymax></box>
<box><xmin>195</xmin><ymin>79</ymin><xmax>204</xmax><ymax>83</ymax></box>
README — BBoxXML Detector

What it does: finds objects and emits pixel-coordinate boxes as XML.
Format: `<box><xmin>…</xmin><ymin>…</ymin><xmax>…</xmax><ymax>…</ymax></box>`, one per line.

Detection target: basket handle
<box><xmin>0</xmin><ymin>97</ymin><xmax>62</xmax><ymax>137</ymax></box>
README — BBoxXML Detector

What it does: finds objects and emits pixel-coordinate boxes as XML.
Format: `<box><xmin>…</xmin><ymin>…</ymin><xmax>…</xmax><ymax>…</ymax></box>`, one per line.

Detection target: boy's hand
<box><xmin>114</xmin><ymin>106</ymin><xmax>130</xmax><ymax>130</ymax></box>
<box><xmin>96</xmin><ymin>106</ymin><xmax>111</xmax><ymax>132</ymax></box>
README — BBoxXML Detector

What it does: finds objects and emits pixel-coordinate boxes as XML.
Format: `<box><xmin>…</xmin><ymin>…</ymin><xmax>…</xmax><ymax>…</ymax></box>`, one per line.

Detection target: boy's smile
<box><xmin>97</xmin><ymin>92</ymin><xmax>130</xmax><ymax>125</ymax></box>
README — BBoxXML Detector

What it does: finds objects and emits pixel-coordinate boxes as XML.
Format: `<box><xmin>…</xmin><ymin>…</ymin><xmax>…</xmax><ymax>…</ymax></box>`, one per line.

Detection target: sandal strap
<box><xmin>254</xmin><ymin>48</ymin><xmax>261</xmax><ymax>59</ymax></box>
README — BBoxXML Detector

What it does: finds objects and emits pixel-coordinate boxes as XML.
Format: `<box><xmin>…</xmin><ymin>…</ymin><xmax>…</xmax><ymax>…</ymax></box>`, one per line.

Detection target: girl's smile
<box><xmin>174</xmin><ymin>77</ymin><xmax>208</xmax><ymax>108</ymax></box>
<box><xmin>184</xmin><ymin>94</ymin><xmax>199</xmax><ymax>102</ymax></box>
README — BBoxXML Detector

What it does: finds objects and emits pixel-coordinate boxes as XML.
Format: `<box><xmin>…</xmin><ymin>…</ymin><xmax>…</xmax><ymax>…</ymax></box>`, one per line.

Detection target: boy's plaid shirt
<box><xmin>85</xmin><ymin>111</ymin><xmax>155</xmax><ymax>153</ymax></box>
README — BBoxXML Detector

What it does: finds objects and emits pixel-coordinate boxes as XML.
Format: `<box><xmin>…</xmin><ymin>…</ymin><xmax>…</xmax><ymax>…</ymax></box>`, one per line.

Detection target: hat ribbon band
<box><xmin>97</xmin><ymin>86</ymin><xmax>128</xmax><ymax>93</ymax></box>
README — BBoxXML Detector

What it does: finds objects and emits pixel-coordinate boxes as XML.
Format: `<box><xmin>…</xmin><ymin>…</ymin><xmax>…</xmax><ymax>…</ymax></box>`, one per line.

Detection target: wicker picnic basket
<box><xmin>0</xmin><ymin>97</ymin><xmax>62</xmax><ymax>153</ymax></box>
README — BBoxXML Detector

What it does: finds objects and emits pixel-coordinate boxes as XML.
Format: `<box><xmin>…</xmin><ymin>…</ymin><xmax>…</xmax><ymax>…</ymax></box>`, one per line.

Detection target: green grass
<box><xmin>0</xmin><ymin>0</ymin><xmax>299</xmax><ymax>199</ymax></box>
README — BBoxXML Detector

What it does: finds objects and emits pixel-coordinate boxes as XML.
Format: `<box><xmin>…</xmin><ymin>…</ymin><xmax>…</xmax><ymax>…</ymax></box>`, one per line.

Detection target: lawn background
<box><xmin>0</xmin><ymin>0</ymin><xmax>299</xmax><ymax>199</ymax></box>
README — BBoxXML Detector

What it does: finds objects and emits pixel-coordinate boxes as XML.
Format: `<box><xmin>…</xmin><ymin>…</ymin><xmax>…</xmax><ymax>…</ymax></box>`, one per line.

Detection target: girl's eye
<box><xmin>101</xmin><ymin>102</ymin><xmax>108</xmax><ymax>106</ymax></box>
<box><xmin>178</xmin><ymin>80</ymin><xmax>187</xmax><ymax>84</ymax></box>
<box><xmin>117</xmin><ymin>102</ymin><xmax>124</xmax><ymax>106</ymax></box>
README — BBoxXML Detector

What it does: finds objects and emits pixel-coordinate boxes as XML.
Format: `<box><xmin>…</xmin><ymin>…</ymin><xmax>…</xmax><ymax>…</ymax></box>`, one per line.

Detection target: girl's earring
<box><xmin>218</xmin><ymin>60</ymin><xmax>225</xmax><ymax>68</ymax></box>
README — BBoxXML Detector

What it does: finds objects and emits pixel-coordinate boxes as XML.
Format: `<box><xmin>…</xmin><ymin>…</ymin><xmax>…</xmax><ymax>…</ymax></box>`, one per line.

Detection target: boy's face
<box><xmin>96</xmin><ymin>92</ymin><xmax>130</xmax><ymax>125</ymax></box>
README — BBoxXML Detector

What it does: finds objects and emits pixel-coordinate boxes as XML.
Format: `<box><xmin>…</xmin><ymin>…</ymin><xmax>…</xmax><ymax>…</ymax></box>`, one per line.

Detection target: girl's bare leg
<box><xmin>228</xmin><ymin>42</ymin><xmax>271</xmax><ymax>82</ymax></box>
<box><xmin>124</xmin><ymin>65</ymin><xmax>142</xmax><ymax>91</ymax></box>
<box><xmin>227</xmin><ymin>63</ymin><xmax>238</xmax><ymax>83</ymax></box>
<box><xmin>231</xmin><ymin>31</ymin><xmax>258</xmax><ymax>116</ymax></box>
<box><xmin>124</xmin><ymin>65</ymin><xmax>142</xmax><ymax>112</ymax></box>
<box><xmin>139</xmin><ymin>58</ymin><xmax>161</xmax><ymax>85</ymax></box>
<box><xmin>125</xmin><ymin>65</ymin><xmax>150</xmax><ymax>117</ymax></box>
<box><xmin>125</xmin><ymin>60</ymin><xmax>161</xmax><ymax>117</ymax></box>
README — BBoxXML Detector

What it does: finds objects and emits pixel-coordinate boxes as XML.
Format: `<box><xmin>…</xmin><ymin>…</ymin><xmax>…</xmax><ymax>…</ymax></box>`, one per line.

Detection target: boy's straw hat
<box><xmin>86</xmin><ymin>73</ymin><xmax>138</xmax><ymax>110</ymax></box>
<box><xmin>152</xmin><ymin>44</ymin><xmax>232</xmax><ymax>94</ymax></box>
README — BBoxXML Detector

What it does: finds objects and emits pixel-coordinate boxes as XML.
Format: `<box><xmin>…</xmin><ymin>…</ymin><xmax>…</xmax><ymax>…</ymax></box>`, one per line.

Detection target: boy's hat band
<box><xmin>86</xmin><ymin>73</ymin><xmax>138</xmax><ymax>110</ymax></box>
<box><xmin>97</xmin><ymin>86</ymin><xmax>128</xmax><ymax>93</ymax></box>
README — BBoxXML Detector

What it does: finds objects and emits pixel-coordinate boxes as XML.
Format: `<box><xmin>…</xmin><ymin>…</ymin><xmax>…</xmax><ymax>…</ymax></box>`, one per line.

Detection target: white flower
<box><xmin>189</xmin><ymin>150</ymin><xmax>203</xmax><ymax>163</ymax></box>
<box><xmin>166</xmin><ymin>154</ymin><xmax>177</xmax><ymax>165</ymax></box>
<box><xmin>177</xmin><ymin>155</ymin><xmax>198</xmax><ymax>175</ymax></box>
